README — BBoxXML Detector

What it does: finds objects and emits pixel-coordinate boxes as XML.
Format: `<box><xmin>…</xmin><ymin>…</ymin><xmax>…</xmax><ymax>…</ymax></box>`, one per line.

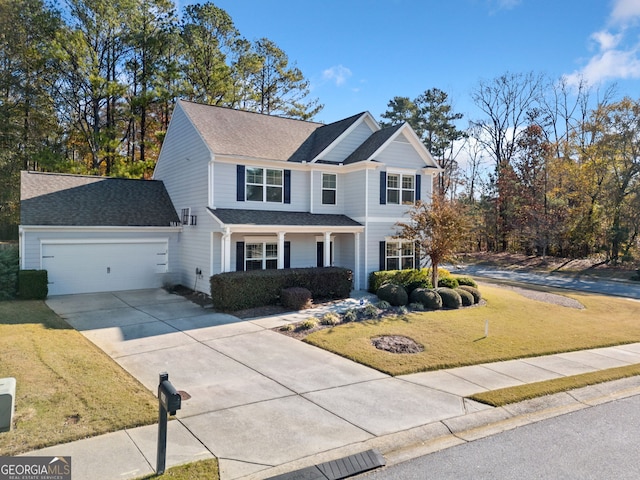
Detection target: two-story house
<box><xmin>19</xmin><ymin>100</ymin><xmax>440</xmax><ymax>296</ymax></box>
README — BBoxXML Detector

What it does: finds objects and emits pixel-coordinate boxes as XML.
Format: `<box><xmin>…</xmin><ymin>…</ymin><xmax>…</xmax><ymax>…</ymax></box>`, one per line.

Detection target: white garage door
<box><xmin>42</xmin><ymin>241</ymin><xmax>168</xmax><ymax>295</ymax></box>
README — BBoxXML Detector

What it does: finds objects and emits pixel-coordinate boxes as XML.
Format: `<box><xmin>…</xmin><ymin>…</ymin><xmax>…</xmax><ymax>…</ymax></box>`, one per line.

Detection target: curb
<box><xmin>240</xmin><ymin>376</ymin><xmax>640</xmax><ymax>479</ymax></box>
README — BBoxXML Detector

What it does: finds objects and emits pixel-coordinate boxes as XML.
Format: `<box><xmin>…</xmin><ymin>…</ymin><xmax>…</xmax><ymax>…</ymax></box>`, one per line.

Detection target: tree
<box><xmin>179</xmin><ymin>2</ymin><xmax>239</xmax><ymax>105</ymax></box>
<box><xmin>380</xmin><ymin>89</ymin><xmax>465</xmax><ymax>196</ymax></box>
<box><xmin>0</xmin><ymin>0</ymin><xmax>62</xmax><ymax>236</ymax></box>
<box><xmin>395</xmin><ymin>197</ymin><xmax>470</xmax><ymax>288</ymax></box>
<box><xmin>248</xmin><ymin>38</ymin><xmax>322</xmax><ymax>120</ymax></box>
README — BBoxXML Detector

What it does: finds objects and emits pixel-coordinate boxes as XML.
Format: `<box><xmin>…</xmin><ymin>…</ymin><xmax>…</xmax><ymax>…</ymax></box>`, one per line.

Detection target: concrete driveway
<box><xmin>45</xmin><ymin>289</ymin><xmax>473</xmax><ymax>479</ymax></box>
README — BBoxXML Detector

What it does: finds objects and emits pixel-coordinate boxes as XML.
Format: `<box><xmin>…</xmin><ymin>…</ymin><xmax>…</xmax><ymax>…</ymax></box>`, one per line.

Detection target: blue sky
<box><xmin>178</xmin><ymin>0</ymin><xmax>640</xmax><ymax>125</ymax></box>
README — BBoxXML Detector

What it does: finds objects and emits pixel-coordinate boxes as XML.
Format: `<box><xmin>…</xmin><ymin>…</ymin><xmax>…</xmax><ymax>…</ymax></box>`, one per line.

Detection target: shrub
<box><xmin>320</xmin><ymin>312</ymin><xmax>341</xmax><ymax>326</ymax></box>
<box><xmin>361</xmin><ymin>303</ymin><xmax>381</xmax><ymax>319</ymax></box>
<box><xmin>408</xmin><ymin>302</ymin><xmax>425</xmax><ymax>311</ymax></box>
<box><xmin>279</xmin><ymin>324</ymin><xmax>294</xmax><ymax>332</ymax></box>
<box><xmin>210</xmin><ymin>267</ymin><xmax>352</xmax><ymax>311</ymax></box>
<box><xmin>455</xmin><ymin>288</ymin><xmax>474</xmax><ymax>306</ymax></box>
<box><xmin>456</xmin><ymin>276</ymin><xmax>478</xmax><ymax>288</ymax></box>
<box><xmin>438</xmin><ymin>276</ymin><xmax>459</xmax><ymax>289</ymax></box>
<box><xmin>437</xmin><ymin>287</ymin><xmax>462</xmax><ymax>309</ymax></box>
<box><xmin>281</xmin><ymin>287</ymin><xmax>312</xmax><ymax>310</ymax></box>
<box><xmin>18</xmin><ymin>270</ymin><xmax>48</xmax><ymax>300</ymax></box>
<box><xmin>368</xmin><ymin>268</ymin><xmax>441</xmax><ymax>293</ymax></box>
<box><xmin>376</xmin><ymin>300</ymin><xmax>392</xmax><ymax>310</ymax></box>
<box><xmin>409</xmin><ymin>288</ymin><xmax>442</xmax><ymax>310</ymax></box>
<box><xmin>343</xmin><ymin>309</ymin><xmax>358</xmax><ymax>323</ymax></box>
<box><xmin>296</xmin><ymin>318</ymin><xmax>318</xmax><ymax>331</ymax></box>
<box><xmin>0</xmin><ymin>245</ymin><xmax>19</xmax><ymax>300</ymax></box>
<box><xmin>631</xmin><ymin>269</ymin><xmax>640</xmax><ymax>282</ymax></box>
<box><xmin>376</xmin><ymin>283</ymin><xmax>408</xmax><ymax>306</ymax></box>
<box><xmin>458</xmin><ymin>285</ymin><xmax>482</xmax><ymax>304</ymax></box>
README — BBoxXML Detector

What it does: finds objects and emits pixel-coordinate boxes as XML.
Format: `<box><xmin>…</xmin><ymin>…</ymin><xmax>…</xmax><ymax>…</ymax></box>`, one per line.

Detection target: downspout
<box><xmin>363</xmin><ymin>168</ymin><xmax>369</xmax><ymax>290</ymax></box>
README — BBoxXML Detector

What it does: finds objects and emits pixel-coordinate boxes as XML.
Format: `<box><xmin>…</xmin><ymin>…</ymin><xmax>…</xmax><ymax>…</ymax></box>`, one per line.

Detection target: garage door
<box><xmin>42</xmin><ymin>241</ymin><xmax>168</xmax><ymax>295</ymax></box>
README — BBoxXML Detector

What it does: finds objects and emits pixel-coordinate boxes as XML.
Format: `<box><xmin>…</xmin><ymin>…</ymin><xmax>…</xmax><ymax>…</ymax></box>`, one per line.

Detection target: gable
<box><xmin>20</xmin><ymin>171</ymin><xmax>179</xmax><ymax>226</ymax></box>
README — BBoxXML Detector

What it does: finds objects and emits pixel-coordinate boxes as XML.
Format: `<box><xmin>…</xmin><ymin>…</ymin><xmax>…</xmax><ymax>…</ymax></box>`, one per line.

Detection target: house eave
<box><xmin>19</xmin><ymin>225</ymin><xmax>183</xmax><ymax>233</ymax></box>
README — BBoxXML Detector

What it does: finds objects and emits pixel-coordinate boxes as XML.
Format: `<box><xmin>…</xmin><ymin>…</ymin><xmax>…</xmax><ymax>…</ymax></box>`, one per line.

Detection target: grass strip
<box><xmin>136</xmin><ymin>458</ymin><xmax>219</xmax><ymax>479</ymax></box>
<box><xmin>468</xmin><ymin>364</ymin><xmax>640</xmax><ymax>407</ymax></box>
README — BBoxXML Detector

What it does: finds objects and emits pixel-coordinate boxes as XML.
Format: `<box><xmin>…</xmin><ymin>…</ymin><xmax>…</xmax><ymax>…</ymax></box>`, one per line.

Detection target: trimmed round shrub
<box><xmin>409</xmin><ymin>288</ymin><xmax>442</xmax><ymax>310</ymax></box>
<box><xmin>376</xmin><ymin>300</ymin><xmax>392</xmax><ymax>310</ymax></box>
<box><xmin>437</xmin><ymin>287</ymin><xmax>462</xmax><ymax>309</ymax></box>
<box><xmin>409</xmin><ymin>302</ymin><xmax>425</xmax><ymax>311</ymax></box>
<box><xmin>281</xmin><ymin>286</ymin><xmax>312</xmax><ymax>310</ymax></box>
<box><xmin>455</xmin><ymin>288</ymin><xmax>474</xmax><ymax>307</ymax></box>
<box><xmin>456</xmin><ymin>276</ymin><xmax>478</xmax><ymax>288</ymax></box>
<box><xmin>437</xmin><ymin>276</ymin><xmax>459</xmax><ymax>289</ymax></box>
<box><xmin>376</xmin><ymin>283</ymin><xmax>408</xmax><ymax>306</ymax></box>
<box><xmin>458</xmin><ymin>285</ymin><xmax>482</xmax><ymax>304</ymax></box>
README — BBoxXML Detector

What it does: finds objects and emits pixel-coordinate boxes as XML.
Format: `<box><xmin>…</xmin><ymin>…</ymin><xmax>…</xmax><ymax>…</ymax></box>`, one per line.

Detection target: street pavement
<box><xmin>451</xmin><ymin>264</ymin><xmax>640</xmax><ymax>300</ymax></box>
<box><xmin>17</xmin><ymin>285</ymin><xmax>640</xmax><ymax>480</ymax></box>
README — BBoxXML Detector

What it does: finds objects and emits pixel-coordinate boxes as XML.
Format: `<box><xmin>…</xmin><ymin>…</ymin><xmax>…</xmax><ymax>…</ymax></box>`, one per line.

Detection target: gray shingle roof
<box><xmin>343</xmin><ymin>124</ymin><xmax>404</xmax><ymax>164</ymax></box>
<box><xmin>288</xmin><ymin>112</ymin><xmax>366</xmax><ymax>162</ymax></box>
<box><xmin>179</xmin><ymin>101</ymin><xmax>323</xmax><ymax>162</ymax></box>
<box><xmin>208</xmin><ymin>208</ymin><xmax>362</xmax><ymax>227</ymax></box>
<box><xmin>20</xmin><ymin>171</ymin><xmax>180</xmax><ymax>227</ymax></box>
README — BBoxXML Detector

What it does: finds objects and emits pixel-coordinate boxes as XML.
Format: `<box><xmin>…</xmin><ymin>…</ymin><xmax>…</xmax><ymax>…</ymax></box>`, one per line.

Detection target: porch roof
<box><xmin>208</xmin><ymin>208</ymin><xmax>363</xmax><ymax>231</ymax></box>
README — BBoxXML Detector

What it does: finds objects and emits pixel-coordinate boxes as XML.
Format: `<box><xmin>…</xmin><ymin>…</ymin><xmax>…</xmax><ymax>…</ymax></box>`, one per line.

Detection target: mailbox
<box><xmin>158</xmin><ymin>377</ymin><xmax>181</xmax><ymax>415</ymax></box>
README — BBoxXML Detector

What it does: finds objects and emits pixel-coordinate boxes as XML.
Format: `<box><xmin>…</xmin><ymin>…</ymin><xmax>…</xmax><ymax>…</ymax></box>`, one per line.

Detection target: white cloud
<box><xmin>610</xmin><ymin>0</ymin><xmax>640</xmax><ymax>25</ymax></box>
<box><xmin>565</xmin><ymin>1</ymin><xmax>640</xmax><ymax>87</ymax></box>
<box><xmin>322</xmin><ymin>65</ymin><xmax>352</xmax><ymax>86</ymax></box>
<box><xmin>590</xmin><ymin>30</ymin><xmax>622</xmax><ymax>51</ymax></box>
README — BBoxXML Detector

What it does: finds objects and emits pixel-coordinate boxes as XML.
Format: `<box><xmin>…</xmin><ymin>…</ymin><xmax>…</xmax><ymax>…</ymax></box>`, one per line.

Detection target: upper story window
<box><xmin>321</xmin><ymin>173</ymin><xmax>337</xmax><ymax>205</ymax></box>
<box><xmin>246</xmin><ymin>167</ymin><xmax>283</xmax><ymax>202</ymax></box>
<box><xmin>387</xmin><ymin>173</ymin><xmax>415</xmax><ymax>205</ymax></box>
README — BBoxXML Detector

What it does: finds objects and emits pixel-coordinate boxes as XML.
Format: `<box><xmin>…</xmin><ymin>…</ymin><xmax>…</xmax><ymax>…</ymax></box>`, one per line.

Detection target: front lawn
<box><xmin>304</xmin><ymin>285</ymin><xmax>640</xmax><ymax>376</ymax></box>
<box><xmin>0</xmin><ymin>301</ymin><xmax>158</xmax><ymax>456</ymax></box>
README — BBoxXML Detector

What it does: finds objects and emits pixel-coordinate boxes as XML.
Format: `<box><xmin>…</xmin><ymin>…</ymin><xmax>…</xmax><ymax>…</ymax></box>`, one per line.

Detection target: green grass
<box><xmin>304</xmin><ymin>285</ymin><xmax>640</xmax><ymax>376</ymax></box>
<box><xmin>0</xmin><ymin>300</ymin><xmax>158</xmax><ymax>456</ymax></box>
<box><xmin>136</xmin><ymin>459</ymin><xmax>219</xmax><ymax>479</ymax></box>
<box><xmin>469</xmin><ymin>364</ymin><xmax>640</xmax><ymax>407</ymax></box>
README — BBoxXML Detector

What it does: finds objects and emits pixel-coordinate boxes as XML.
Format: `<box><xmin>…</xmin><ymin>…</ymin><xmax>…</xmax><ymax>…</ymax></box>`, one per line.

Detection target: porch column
<box><xmin>324</xmin><ymin>231</ymin><xmax>332</xmax><ymax>267</ymax></box>
<box><xmin>278</xmin><ymin>231</ymin><xmax>286</xmax><ymax>269</ymax></box>
<box><xmin>354</xmin><ymin>232</ymin><xmax>360</xmax><ymax>290</ymax></box>
<box><xmin>221</xmin><ymin>228</ymin><xmax>231</xmax><ymax>272</ymax></box>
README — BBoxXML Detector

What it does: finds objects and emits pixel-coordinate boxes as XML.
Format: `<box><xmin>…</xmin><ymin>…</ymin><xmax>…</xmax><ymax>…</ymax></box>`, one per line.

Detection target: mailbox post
<box><xmin>157</xmin><ymin>372</ymin><xmax>181</xmax><ymax>475</ymax></box>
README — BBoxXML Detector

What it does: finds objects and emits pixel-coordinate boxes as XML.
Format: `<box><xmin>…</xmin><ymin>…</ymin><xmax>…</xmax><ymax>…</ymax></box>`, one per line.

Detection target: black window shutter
<box><xmin>379</xmin><ymin>241</ymin><xmax>386</xmax><ymax>271</ymax></box>
<box><xmin>236</xmin><ymin>165</ymin><xmax>245</xmax><ymax>202</ymax></box>
<box><xmin>316</xmin><ymin>242</ymin><xmax>324</xmax><ymax>267</ymax></box>
<box><xmin>284</xmin><ymin>169</ymin><xmax>291</xmax><ymax>204</ymax></box>
<box><xmin>236</xmin><ymin>241</ymin><xmax>245</xmax><ymax>271</ymax></box>
<box><xmin>379</xmin><ymin>171</ymin><xmax>386</xmax><ymax>204</ymax></box>
<box><xmin>284</xmin><ymin>241</ymin><xmax>291</xmax><ymax>268</ymax></box>
<box><xmin>415</xmin><ymin>174</ymin><xmax>421</xmax><ymax>201</ymax></box>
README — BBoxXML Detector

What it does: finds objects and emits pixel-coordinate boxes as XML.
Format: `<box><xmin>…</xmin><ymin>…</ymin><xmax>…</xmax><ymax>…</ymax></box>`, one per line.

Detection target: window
<box><xmin>181</xmin><ymin>208</ymin><xmax>190</xmax><ymax>225</ymax></box>
<box><xmin>321</xmin><ymin>173</ymin><xmax>336</xmax><ymax>205</ymax></box>
<box><xmin>385</xmin><ymin>241</ymin><xmax>414</xmax><ymax>270</ymax></box>
<box><xmin>245</xmin><ymin>242</ymin><xmax>278</xmax><ymax>270</ymax></box>
<box><xmin>387</xmin><ymin>173</ymin><xmax>415</xmax><ymax>205</ymax></box>
<box><xmin>246</xmin><ymin>167</ymin><xmax>283</xmax><ymax>203</ymax></box>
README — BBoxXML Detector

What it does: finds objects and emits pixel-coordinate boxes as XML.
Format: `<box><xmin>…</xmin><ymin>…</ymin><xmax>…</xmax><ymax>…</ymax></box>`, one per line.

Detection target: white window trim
<box><xmin>386</xmin><ymin>171</ymin><xmax>415</xmax><ymax>205</ymax></box>
<box><xmin>384</xmin><ymin>239</ymin><xmax>415</xmax><ymax>270</ymax></box>
<box><xmin>321</xmin><ymin>172</ymin><xmax>337</xmax><ymax>205</ymax></box>
<box><xmin>245</xmin><ymin>240</ymin><xmax>278</xmax><ymax>270</ymax></box>
<box><xmin>246</xmin><ymin>166</ymin><xmax>284</xmax><ymax>203</ymax></box>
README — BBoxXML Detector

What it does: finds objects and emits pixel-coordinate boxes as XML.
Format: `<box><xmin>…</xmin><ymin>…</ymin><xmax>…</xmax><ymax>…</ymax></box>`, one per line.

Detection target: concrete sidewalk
<box><xmin>21</xmin><ymin>289</ymin><xmax>640</xmax><ymax>479</ymax></box>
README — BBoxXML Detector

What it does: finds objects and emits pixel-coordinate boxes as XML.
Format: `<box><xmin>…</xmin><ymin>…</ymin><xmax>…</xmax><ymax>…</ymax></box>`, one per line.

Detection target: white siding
<box><xmin>322</xmin><ymin>121</ymin><xmax>375</xmax><ymax>162</ymax></box>
<box><xmin>343</xmin><ymin>170</ymin><xmax>367</xmax><ymax>218</ymax></box>
<box><xmin>153</xmin><ymin>103</ymin><xmax>216</xmax><ymax>291</ymax></box>
<box><xmin>377</xmin><ymin>139</ymin><xmax>427</xmax><ymax>170</ymax></box>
